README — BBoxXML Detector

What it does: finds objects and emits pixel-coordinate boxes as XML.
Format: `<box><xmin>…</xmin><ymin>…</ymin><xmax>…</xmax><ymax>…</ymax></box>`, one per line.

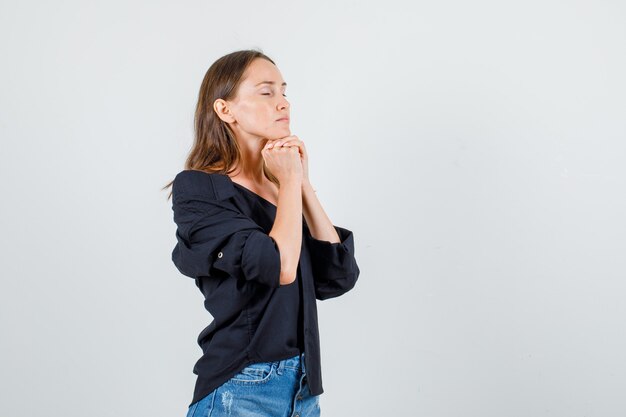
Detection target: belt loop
<box><xmin>276</xmin><ymin>359</ymin><xmax>285</xmax><ymax>375</ymax></box>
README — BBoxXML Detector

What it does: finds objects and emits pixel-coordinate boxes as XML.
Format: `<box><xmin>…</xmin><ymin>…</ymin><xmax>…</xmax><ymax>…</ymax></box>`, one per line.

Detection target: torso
<box><xmin>228</xmin><ymin>175</ymin><xmax>279</xmax><ymax>206</ymax></box>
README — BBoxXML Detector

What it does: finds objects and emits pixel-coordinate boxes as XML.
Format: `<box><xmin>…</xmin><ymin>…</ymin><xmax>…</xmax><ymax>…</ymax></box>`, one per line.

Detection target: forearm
<box><xmin>302</xmin><ymin>180</ymin><xmax>340</xmax><ymax>243</ymax></box>
<box><xmin>269</xmin><ymin>179</ymin><xmax>303</xmax><ymax>285</ymax></box>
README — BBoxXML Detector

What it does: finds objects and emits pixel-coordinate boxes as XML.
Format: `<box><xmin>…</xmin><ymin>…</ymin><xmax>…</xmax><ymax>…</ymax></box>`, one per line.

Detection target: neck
<box><xmin>229</xmin><ymin>135</ymin><xmax>270</xmax><ymax>185</ymax></box>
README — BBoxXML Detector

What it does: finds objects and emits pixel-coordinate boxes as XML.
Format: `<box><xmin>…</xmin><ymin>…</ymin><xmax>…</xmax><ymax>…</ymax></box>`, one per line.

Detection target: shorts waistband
<box><xmin>274</xmin><ymin>351</ymin><xmax>306</xmax><ymax>375</ymax></box>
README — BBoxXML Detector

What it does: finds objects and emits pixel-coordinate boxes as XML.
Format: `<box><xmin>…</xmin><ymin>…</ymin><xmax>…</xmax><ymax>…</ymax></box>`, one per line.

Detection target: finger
<box><xmin>278</xmin><ymin>140</ymin><xmax>302</xmax><ymax>149</ymax></box>
<box><xmin>269</xmin><ymin>137</ymin><xmax>301</xmax><ymax>148</ymax></box>
<box><xmin>265</xmin><ymin>139</ymin><xmax>281</xmax><ymax>149</ymax></box>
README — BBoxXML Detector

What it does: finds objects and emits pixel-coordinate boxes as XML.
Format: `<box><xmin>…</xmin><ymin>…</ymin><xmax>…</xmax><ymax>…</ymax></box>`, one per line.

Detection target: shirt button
<box><xmin>217</xmin><ymin>251</ymin><xmax>223</xmax><ymax>258</ymax></box>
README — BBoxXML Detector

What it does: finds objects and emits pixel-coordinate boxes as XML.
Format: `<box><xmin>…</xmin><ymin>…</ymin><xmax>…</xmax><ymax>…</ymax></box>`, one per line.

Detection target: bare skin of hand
<box><xmin>267</xmin><ymin>135</ymin><xmax>340</xmax><ymax>244</ymax></box>
<box><xmin>266</xmin><ymin>136</ymin><xmax>309</xmax><ymax>186</ymax></box>
<box><xmin>261</xmin><ymin>138</ymin><xmax>303</xmax><ymax>185</ymax></box>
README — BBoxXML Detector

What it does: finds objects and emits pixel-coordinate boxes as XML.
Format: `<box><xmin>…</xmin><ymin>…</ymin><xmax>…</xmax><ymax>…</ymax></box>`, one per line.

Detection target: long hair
<box><xmin>162</xmin><ymin>49</ymin><xmax>280</xmax><ymax>199</ymax></box>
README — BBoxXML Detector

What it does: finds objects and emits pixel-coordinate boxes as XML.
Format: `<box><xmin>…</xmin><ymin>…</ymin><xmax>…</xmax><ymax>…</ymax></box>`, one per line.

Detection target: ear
<box><xmin>213</xmin><ymin>98</ymin><xmax>236</xmax><ymax>123</ymax></box>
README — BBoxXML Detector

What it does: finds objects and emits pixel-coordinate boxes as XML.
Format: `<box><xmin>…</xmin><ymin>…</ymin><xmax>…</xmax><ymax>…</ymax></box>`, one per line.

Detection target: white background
<box><xmin>1</xmin><ymin>1</ymin><xmax>625</xmax><ymax>416</ymax></box>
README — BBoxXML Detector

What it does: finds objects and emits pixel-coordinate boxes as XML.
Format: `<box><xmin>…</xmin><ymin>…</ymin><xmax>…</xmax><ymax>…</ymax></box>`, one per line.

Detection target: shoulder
<box><xmin>172</xmin><ymin>170</ymin><xmax>237</xmax><ymax>201</ymax></box>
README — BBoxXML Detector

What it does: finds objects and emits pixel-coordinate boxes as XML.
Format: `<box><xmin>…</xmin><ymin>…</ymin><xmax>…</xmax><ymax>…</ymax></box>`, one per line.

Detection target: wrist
<box><xmin>302</xmin><ymin>180</ymin><xmax>316</xmax><ymax>193</ymax></box>
<box><xmin>280</xmin><ymin>178</ymin><xmax>302</xmax><ymax>189</ymax></box>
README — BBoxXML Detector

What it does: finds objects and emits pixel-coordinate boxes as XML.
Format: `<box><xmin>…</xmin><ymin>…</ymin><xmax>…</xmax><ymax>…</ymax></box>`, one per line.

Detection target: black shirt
<box><xmin>170</xmin><ymin>170</ymin><xmax>360</xmax><ymax>407</ymax></box>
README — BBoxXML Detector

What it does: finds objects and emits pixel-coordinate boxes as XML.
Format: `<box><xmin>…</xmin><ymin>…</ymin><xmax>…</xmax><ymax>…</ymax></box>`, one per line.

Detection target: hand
<box><xmin>266</xmin><ymin>136</ymin><xmax>309</xmax><ymax>186</ymax></box>
<box><xmin>262</xmin><ymin>138</ymin><xmax>303</xmax><ymax>185</ymax></box>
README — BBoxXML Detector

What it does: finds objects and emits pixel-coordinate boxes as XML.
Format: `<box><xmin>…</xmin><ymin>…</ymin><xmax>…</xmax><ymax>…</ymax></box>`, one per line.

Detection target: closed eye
<box><xmin>261</xmin><ymin>93</ymin><xmax>287</xmax><ymax>97</ymax></box>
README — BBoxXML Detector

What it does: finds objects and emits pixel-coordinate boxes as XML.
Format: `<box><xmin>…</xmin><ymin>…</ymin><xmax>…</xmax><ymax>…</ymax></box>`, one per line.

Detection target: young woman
<box><xmin>165</xmin><ymin>49</ymin><xmax>360</xmax><ymax>417</ymax></box>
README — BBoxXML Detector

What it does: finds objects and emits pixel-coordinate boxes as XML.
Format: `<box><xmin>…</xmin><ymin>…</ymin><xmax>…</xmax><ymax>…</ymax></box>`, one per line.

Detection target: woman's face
<box><xmin>225</xmin><ymin>58</ymin><xmax>291</xmax><ymax>141</ymax></box>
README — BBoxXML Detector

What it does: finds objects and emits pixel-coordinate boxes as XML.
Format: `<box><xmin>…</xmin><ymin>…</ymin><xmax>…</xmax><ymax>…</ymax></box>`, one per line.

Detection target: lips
<box><xmin>276</xmin><ymin>117</ymin><xmax>290</xmax><ymax>122</ymax></box>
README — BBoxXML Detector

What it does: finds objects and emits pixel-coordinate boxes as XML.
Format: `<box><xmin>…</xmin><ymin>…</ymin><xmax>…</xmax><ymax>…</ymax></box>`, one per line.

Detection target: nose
<box><xmin>277</xmin><ymin>96</ymin><xmax>289</xmax><ymax>110</ymax></box>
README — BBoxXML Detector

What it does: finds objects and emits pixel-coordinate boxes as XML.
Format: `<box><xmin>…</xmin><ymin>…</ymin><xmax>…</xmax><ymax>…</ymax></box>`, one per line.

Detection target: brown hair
<box><xmin>162</xmin><ymin>49</ymin><xmax>280</xmax><ymax>199</ymax></box>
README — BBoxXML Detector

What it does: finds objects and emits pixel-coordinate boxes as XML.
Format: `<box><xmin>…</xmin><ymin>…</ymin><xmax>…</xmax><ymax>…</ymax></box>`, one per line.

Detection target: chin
<box><xmin>267</xmin><ymin>130</ymin><xmax>290</xmax><ymax>140</ymax></box>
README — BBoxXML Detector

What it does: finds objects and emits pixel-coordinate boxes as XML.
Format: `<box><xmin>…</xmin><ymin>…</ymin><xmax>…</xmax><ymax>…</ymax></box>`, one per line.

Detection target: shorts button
<box><xmin>297</xmin><ymin>394</ymin><xmax>302</xmax><ymax>400</ymax></box>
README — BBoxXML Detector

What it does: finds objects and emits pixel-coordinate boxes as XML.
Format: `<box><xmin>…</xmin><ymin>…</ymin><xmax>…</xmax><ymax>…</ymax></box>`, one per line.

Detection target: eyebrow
<box><xmin>255</xmin><ymin>81</ymin><xmax>287</xmax><ymax>87</ymax></box>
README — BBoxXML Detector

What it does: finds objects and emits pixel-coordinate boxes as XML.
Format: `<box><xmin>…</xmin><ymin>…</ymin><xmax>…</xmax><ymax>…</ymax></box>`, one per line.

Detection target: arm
<box><xmin>171</xmin><ymin>171</ymin><xmax>282</xmax><ymax>287</ymax></box>
<box><xmin>301</xmin><ymin>180</ymin><xmax>360</xmax><ymax>300</ymax></box>
<box><xmin>269</xmin><ymin>178</ymin><xmax>303</xmax><ymax>286</ymax></box>
<box><xmin>301</xmin><ymin>181</ymin><xmax>341</xmax><ymax>243</ymax></box>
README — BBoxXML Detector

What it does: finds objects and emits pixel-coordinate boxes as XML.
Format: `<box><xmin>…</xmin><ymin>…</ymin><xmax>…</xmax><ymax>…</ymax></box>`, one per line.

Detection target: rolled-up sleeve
<box><xmin>170</xmin><ymin>171</ymin><xmax>281</xmax><ymax>288</ymax></box>
<box><xmin>305</xmin><ymin>224</ymin><xmax>360</xmax><ymax>300</ymax></box>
